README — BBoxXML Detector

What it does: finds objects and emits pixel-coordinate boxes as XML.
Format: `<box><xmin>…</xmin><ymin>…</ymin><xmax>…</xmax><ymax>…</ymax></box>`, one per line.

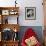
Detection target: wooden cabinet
<box><xmin>0</xmin><ymin>7</ymin><xmax>20</xmax><ymax>46</ymax></box>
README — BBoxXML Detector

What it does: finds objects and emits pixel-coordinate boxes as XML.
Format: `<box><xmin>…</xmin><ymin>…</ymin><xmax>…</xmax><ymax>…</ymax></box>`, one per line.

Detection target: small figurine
<box><xmin>5</xmin><ymin>18</ymin><xmax>8</xmax><ymax>24</ymax></box>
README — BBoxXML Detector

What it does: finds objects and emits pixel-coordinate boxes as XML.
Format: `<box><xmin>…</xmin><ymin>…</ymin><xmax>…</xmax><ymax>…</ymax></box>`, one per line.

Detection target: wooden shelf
<box><xmin>2</xmin><ymin>40</ymin><xmax>19</xmax><ymax>42</ymax></box>
<box><xmin>0</xmin><ymin>24</ymin><xmax>20</xmax><ymax>32</ymax></box>
<box><xmin>0</xmin><ymin>7</ymin><xmax>19</xmax><ymax>11</ymax></box>
<box><xmin>0</xmin><ymin>7</ymin><xmax>20</xmax><ymax>46</ymax></box>
<box><xmin>1</xmin><ymin>40</ymin><xmax>19</xmax><ymax>46</ymax></box>
<box><xmin>0</xmin><ymin>7</ymin><xmax>19</xmax><ymax>15</ymax></box>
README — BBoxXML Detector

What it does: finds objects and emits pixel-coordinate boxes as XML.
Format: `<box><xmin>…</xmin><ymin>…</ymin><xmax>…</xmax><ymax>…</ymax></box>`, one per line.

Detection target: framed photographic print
<box><xmin>2</xmin><ymin>10</ymin><xmax>9</xmax><ymax>15</ymax></box>
<box><xmin>25</xmin><ymin>7</ymin><xmax>36</xmax><ymax>20</ymax></box>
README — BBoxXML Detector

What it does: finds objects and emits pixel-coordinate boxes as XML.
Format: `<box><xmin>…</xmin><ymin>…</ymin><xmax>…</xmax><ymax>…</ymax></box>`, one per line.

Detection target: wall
<box><xmin>0</xmin><ymin>0</ymin><xmax>44</xmax><ymax>26</ymax></box>
<box><xmin>18</xmin><ymin>0</ymin><xmax>44</xmax><ymax>26</ymax></box>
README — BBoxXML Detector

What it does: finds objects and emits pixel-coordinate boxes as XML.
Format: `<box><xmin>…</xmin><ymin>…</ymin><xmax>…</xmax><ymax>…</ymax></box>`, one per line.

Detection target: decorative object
<box><xmin>13</xmin><ymin>32</ymin><xmax>18</xmax><ymax>41</ymax></box>
<box><xmin>5</xmin><ymin>18</ymin><xmax>8</xmax><ymax>24</ymax></box>
<box><xmin>0</xmin><ymin>15</ymin><xmax>1</xmax><ymax>24</ymax></box>
<box><xmin>15</xmin><ymin>0</ymin><xmax>17</xmax><ymax>7</ymax></box>
<box><xmin>14</xmin><ymin>28</ymin><xmax>17</xmax><ymax>32</ymax></box>
<box><xmin>2</xmin><ymin>10</ymin><xmax>9</xmax><ymax>15</ymax></box>
<box><xmin>2</xmin><ymin>28</ymin><xmax>13</xmax><ymax>41</ymax></box>
<box><xmin>8</xmin><ymin>16</ymin><xmax>18</xmax><ymax>24</ymax></box>
<box><xmin>9</xmin><ymin>10</ymin><xmax>18</xmax><ymax>15</ymax></box>
<box><xmin>25</xmin><ymin>36</ymin><xmax>38</xmax><ymax>46</ymax></box>
<box><xmin>0</xmin><ymin>32</ymin><xmax>1</xmax><ymax>41</ymax></box>
<box><xmin>25</xmin><ymin>7</ymin><xmax>36</xmax><ymax>20</ymax></box>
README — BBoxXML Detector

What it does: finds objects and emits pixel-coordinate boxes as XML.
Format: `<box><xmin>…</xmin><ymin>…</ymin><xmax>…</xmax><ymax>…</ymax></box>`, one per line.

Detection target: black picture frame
<box><xmin>25</xmin><ymin>7</ymin><xmax>36</xmax><ymax>20</ymax></box>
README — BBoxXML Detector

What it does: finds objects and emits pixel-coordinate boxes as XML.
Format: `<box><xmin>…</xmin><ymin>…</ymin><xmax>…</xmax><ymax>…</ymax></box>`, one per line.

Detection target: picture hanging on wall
<box><xmin>25</xmin><ymin>7</ymin><xmax>36</xmax><ymax>20</ymax></box>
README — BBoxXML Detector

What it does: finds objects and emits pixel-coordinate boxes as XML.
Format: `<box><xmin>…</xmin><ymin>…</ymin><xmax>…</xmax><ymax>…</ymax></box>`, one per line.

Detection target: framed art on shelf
<box><xmin>2</xmin><ymin>10</ymin><xmax>9</xmax><ymax>15</ymax></box>
<box><xmin>25</xmin><ymin>7</ymin><xmax>36</xmax><ymax>20</ymax></box>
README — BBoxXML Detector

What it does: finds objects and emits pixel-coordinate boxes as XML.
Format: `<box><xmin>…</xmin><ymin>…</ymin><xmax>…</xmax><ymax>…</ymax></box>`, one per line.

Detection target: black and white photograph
<box><xmin>25</xmin><ymin>7</ymin><xmax>36</xmax><ymax>20</ymax></box>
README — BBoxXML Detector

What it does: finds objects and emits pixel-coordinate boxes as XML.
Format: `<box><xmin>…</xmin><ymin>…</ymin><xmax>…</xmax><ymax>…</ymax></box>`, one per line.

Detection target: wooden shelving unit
<box><xmin>0</xmin><ymin>7</ymin><xmax>20</xmax><ymax>46</ymax></box>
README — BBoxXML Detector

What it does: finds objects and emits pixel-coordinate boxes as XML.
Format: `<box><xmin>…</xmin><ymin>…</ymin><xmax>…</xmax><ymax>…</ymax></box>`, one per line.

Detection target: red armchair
<box><xmin>21</xmin><ymin>28</ymin><xmax>41</xmax><ymax>46</ymax></box>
